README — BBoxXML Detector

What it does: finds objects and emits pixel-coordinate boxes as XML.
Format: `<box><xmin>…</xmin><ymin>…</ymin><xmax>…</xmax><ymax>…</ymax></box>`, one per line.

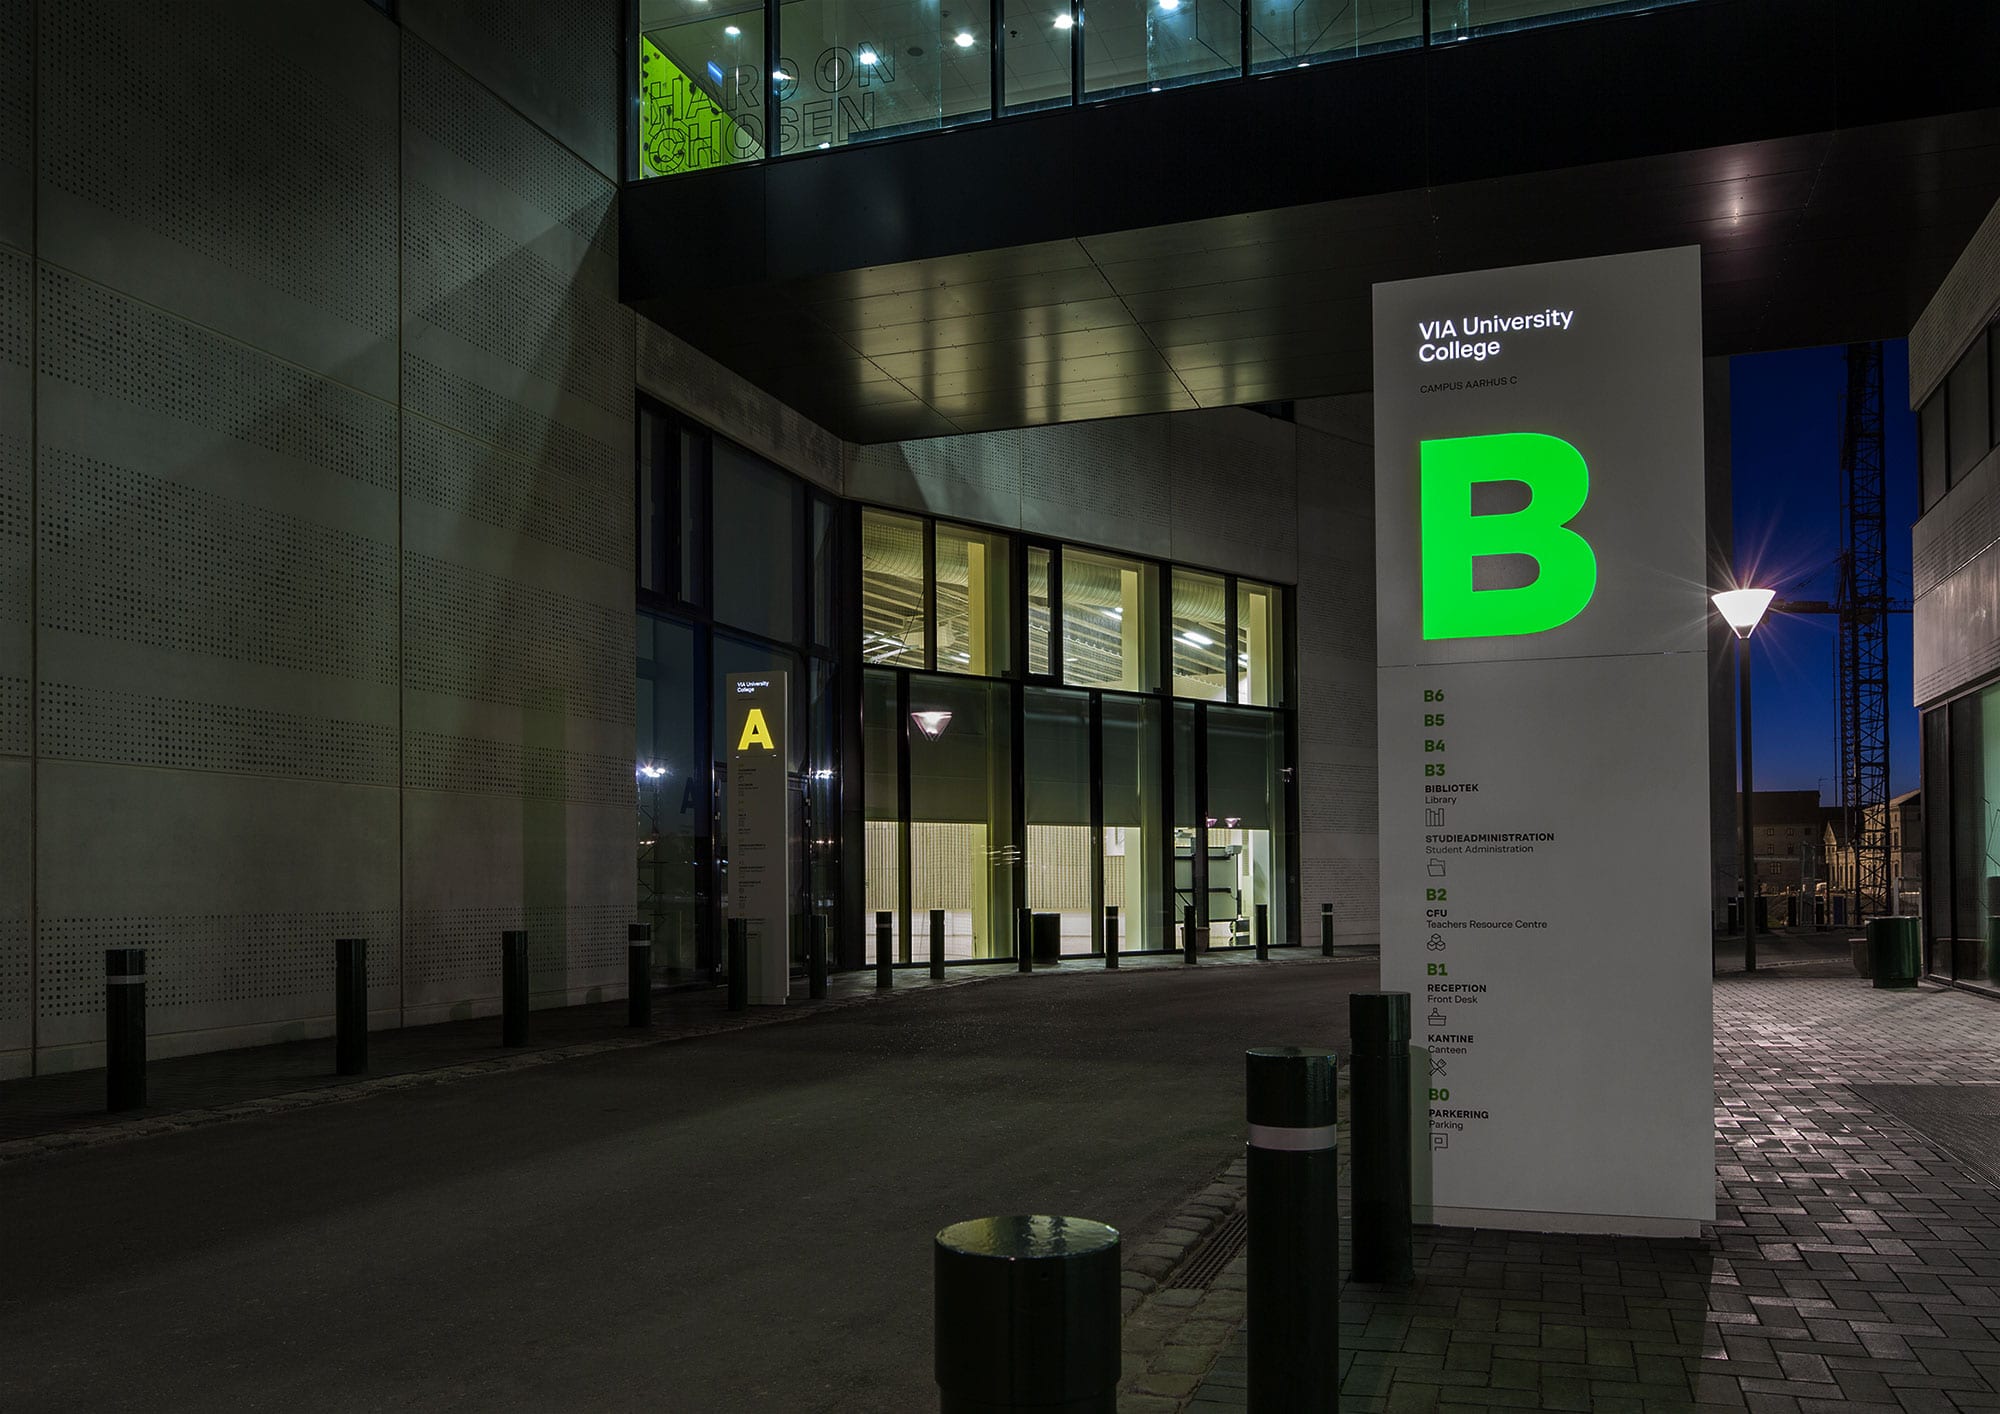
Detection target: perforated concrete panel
<box><xmin>37</xmin><ymin>0</ymin><xmax>398</xmax><ymax>397</ymax></box>
<box><xmin>400</xmin><ymin>27</ymin><xmax>634</xmax><ymax>1011</ymax></box>
<box><xmin>0</xmin><ymin>246</ymin><xmax>28</xmax><ymax>758</ymax></box>
<box><xmin>401</xmin><ymin>0</ymin><xmax>621</xmax><ymax>181</ymax></box>
<box><xmin>0</xmin><ymin>0</ymin><xmax>26</xmax><ymax>253</ymax></box>
<box><xmin>33</xmin><ymin>763</ymin><xmax>399</xmax><ymax>1068</ymax></box>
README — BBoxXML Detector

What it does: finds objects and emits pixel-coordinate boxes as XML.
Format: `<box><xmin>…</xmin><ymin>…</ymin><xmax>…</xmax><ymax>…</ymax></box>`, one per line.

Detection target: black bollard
<box><xmin>934</xmin><ymin>1215</ymin><xmax>1121</xmax><ymax>1414</ymax></box>
<box><xmin>1033</xmin><ymin>912</ymin><xmax>1061</xmax><ymax>966</ymax></box>
<box><xmin>876</xmin><ymin>910</ymin><xmax>893</xmax><ymax>990</ymax></box>
<box><xmin>334</xmin><ymin>937</ymin><xmax>368</xmax><ymax>1076</ymax></box>
<box><xmin>1348</xmin><ymin>993</ymin><xmax>1414</xmax><ymax>1285</ymax></box>
<box><xmin>1183</xmin><ymin>904</ymin><xmax>1198</xmax><ymax>964</ymax></box>
<box><xmin>1246</xmin><ymin>1047</ymin><xmax>1340</xmax><ymax>1412</ymax></box>
<box><xmin>1104</xmin><ymin>905</ymin><xmax>1119</xmax><ymax>970</ymax></box>
<box><xmin>1255</xmin><ymin>902</ymin><xmax>1270</xmax><ymax>962</ymax></box>
<box><xmin>1321</xmin><ymin>902</ymin><xmax>1333</xmax><ymax>957</ymax></box>
<box><xmin>930</xmin><ymin>907</ymin><xmax>947</xmax><ymax>980</ymax></box>
<box><xmin>728</xmin><ymin>917</ymin><xmax>749</xmax><ymax>1012</ymax></box>
<box><xmin>1017</xmin><ymin>907</ymin><xmax>1033</xmax><ymax>974</ymax></box>
<box><xmin>628</xmin><ymin>923</ymin><xmax>653</xmax><ymax>1028</ymax></box>
<box><xmin>501</xmin><ymin>929</ymin><xmax>529</xmax><ymax>1047</ymax></box>
<box><xmin>105</xmin><ymin>947</ymin><xmax>147</xmax><ymax>1112</ymax></box>
<box><xmin>809</xmin><ymin>914</ymin><xmax>829</xmax><ymax>1000</ymax></box>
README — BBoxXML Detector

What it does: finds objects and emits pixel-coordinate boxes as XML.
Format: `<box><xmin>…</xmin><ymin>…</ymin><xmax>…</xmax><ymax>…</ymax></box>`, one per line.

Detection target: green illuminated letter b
<box><xmin>1420</xmin><ymin>433</ymin><xmax>1598</xmax><ymax>640</ymax></box>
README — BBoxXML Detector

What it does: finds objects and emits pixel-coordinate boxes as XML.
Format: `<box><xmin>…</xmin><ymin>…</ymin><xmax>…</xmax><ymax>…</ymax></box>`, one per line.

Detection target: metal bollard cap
<box><xmin>1245</xmin><ymin>1047</ymin><xmax>1337</xmax><ymax>1128</ymax></box>
<box><xmin>1349</xmin><ymin>992</ymin><xmax>1412</xmax><ymax>1055</ymax></box>
<box><xmin>934</xmin><ymin>1216</ymin><xmax>1121</xmax><ymax>1404</ymax></box>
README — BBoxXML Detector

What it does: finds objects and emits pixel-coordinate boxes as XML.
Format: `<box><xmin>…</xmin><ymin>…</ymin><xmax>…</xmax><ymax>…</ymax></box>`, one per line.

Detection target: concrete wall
<box><xmin>1911</xmin><ymin>197</ymin><xmax>2000</xmax><ymax>712</ymax></box>
<box><xmin>0</xmin><ymin>0</ymin><xmax>636</xmax><ymax>1078</ymax></box>
<box><xmin>845</xmin><ymin>399</ymin><xmax>1381</xmax><ymax>939</ymax></box>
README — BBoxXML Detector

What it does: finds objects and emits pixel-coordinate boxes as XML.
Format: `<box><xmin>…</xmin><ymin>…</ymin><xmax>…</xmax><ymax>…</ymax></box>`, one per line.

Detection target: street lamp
<box><xmin>1714</xmin><ymin>587</ymin><xmax>1775</xmax><ymax>971</ymax></box>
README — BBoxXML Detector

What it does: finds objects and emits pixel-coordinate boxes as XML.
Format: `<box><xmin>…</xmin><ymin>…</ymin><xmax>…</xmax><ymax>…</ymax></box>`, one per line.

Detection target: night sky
<box><xmin>1729</xmin><ymin>340</ymin><xmax>1919</xmax><ymax>801</ymax></box>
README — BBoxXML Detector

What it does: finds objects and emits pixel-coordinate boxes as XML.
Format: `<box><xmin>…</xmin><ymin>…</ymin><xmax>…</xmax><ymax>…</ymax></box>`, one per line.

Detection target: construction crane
<box><xmin>1771</xmin><ymin>341</ymin><xmax>1904</xmax><ymax>923</ymax></box>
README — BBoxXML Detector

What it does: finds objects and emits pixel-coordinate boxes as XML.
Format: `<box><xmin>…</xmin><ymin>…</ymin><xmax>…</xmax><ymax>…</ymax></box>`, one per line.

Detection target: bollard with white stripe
<box><xmin>106</xmin><ymin>947</ymin><xmax>147</xmax><ymax>1112</ymax></box>
<box><xmin>628</xmin><ymin>923</ymin><xmax>653</xmax><ymax>1028</ymax></box>
<box><xmin>1245</xmin><ymin>1046</ymin><xmax>1340</xmax><ymax>1413</ymax></box>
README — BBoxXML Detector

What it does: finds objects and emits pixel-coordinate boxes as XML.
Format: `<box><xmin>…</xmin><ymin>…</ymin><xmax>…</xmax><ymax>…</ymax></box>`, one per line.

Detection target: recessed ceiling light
<box><xmin>1296</xmin><ymin>60</ymin><xmax>1307</xmax><ymax>67</ymax></box>
<box><xmin>723</xmin><ymin>24</ymin><xmax>740</xmax><ymax>35</ymax></box>
<box><xmin>818</xmin><ymin>141</ymin><xmax>830</xmax><ymax>149</ymax></box>
<box><xmin>772</xmin><ymin>68</ymin><xmax>788</xmax><ymax>80</ymax></box>
<box><xmin>858</xmin><ymin>46</ymin><xmax>879</xmax><ymax>64</ymax></box>
<box><xmin>954</xmin><ymin>29</ymin><xmax>974</xmax><ymax>46</ymax></box>
<box><xmin>1158</xmin><ymin>0</ymin><xmax>1180</xmax><ymax>10</ymax></box>
<box><xmin>1150</xmin><ymin>84</ymin><xmax>1161</xmax><ymax>92</ymax></box>
<box><xmin>1052</xmin><ymin>11</ymin><xmax>1073</xmax><ymax>29</ymax></box>
<box><xmin>1181</xmin><ymin>630</ymin><xmax>1213</xmax><ymax>647</ymax></box>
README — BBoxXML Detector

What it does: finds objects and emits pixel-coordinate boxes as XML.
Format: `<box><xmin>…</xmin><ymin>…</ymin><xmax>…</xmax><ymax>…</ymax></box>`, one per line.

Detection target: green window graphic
<box><xmin>1420</xmin><ymin>432</ymin><xmax>1598</xmax><ymax>640</ymax></box>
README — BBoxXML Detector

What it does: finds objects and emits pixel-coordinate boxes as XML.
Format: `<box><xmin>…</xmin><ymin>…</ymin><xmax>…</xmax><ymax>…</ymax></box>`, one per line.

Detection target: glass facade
<box><xmin>1925</xmin><ymin>682</ymin><xmax>2000</xmax><ymax>986</ymax></box>
<box><xmin>1917</xmin><ymin>319</ymin><xmax>2000</xmax><ymax>511</ymax></box>
<box><xmin>634</xmin><ymin>0</ymin><xmax>1689</xmax><ymax>178</ymax></box>
<box><xmin>636</xmin><ymin>406</ymin><xmax>1296</xmax><ymax>980</ymax></box>
<box><xmin>635</xmin><ymin>397</ymin><xmax>845</xmax><ymax>986</ymax></box>
<box><xmin>638</xmin><ymin>0</ymin><xmax>769</xmax><ymax>176</ymax></box>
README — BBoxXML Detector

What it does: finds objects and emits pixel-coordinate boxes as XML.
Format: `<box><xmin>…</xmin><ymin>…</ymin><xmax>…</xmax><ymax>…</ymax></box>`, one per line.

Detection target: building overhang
<box><xmin>622</xmin><ymin>0</ymin><xmax>2000</xmax><ymax>441</ymax></box>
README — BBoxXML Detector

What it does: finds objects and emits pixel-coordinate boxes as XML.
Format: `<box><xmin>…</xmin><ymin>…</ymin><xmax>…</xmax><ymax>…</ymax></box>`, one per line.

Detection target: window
<box><xmin>1027</xmin><ymin>545</ymin><xmax>1054</xmax><ymax>676</ymax></box>
<box><xmin>862</xmin><ymin>510</ymin><xmax>926</xmax><ymax>667</ymax></box>
<box><xmin>935</xmin><ymin>522</ymin><xmax>1012</xmax><ymax>676</ymax></box>
<box><xmin>713</xmin><ymin>442</ymin><xmax>803</xmax><ymax>643</ymax></box>
<box><xmin>1948</xmin><ymin>336</ymin><xmax>1991</xmax><ymax>489</ymax></box>
<box><xmin>1171</xmin><ymin>568</ymin><xmax>1228</xmax><ymax>700</ymax></box>
<box><xmin>1004</xmin><ymin>0</ymin><xmax>1072</xmax><ymax>113</ymax></box>
<box><xmin>1085</xmin><ymin>0</ymin><xmax>1241</xmax><ymax>98</ymax></box>
<box><xmin>775</xmin><ymin>0</ymin><xmax>991</xmax><ymax>152</ymax></box>
<box><xmin>1062</xmin><ymin>548</ymin><xmax>1158</xmax><ymax>691</ymax></box>
<box><xmin>1920</xmin><ymin>390</ymin><xmax>1949</xmax><ymax>511</ymax></box>
<box><xmin>638</xmin><ymin>613</ymin><xmax>708</xmax><ymax>981</ymax></box>
<box><xmin>1236</xmin><ymin>579</ymin><xmax>1284</xmax><ymax>706</ymax></box>
<box><xmin>908</xmin><ymin>676</ymin><xmax>1016</xmax><ymax>959</ymax></box>
<box><xmin>638</xmin><ymin>402</ymin><xmax>708</xmax><ymax>608</ymax></box>
<box><xmin>638</xmin><ymin>0</ymin><xmax>767</xmax><ymax>176</ymax></box>
<box><xmin>1207</xmin><ymin>706</ymin><xmax>1287</xmax><ymax>948</ymax></box>
<box><xmin>1250</xmin><ymin>0</ymin><xmax>1419</xmax><ymax>71</ymax></box>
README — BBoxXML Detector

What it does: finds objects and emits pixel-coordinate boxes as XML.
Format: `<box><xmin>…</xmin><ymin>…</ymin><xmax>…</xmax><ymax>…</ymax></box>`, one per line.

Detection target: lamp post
<box><xmin>1715</xmin><ymin>587</ymin><xmax>1775</xmax><ymax>972</ymax></box>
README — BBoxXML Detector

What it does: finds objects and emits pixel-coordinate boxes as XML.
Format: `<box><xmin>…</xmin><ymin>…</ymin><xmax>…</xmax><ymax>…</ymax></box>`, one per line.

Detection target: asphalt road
<box><xmin>0</xmin><ymin>958</ymin><xmax>1364</xmax><ymax>1414</ymax></box>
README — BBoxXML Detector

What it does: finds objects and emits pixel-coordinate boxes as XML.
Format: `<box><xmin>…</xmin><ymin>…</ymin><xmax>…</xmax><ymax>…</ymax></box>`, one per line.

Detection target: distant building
<box><xmin>1824</xmin><ymin>789</ymin><xmax>1922</xmax><ymax>921</ymax></box>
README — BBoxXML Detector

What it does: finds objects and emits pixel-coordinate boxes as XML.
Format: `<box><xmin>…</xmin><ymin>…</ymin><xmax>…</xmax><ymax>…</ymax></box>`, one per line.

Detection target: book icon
<box><xmin>1425</xmin><ymin>808</ymin><xmax>1444</xmax><ymax>826</ymax></box>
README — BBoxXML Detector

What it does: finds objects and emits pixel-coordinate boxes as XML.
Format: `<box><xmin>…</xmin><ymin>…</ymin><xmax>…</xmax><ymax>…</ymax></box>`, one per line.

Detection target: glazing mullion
<box><xmin>1224</xmin><ymin>573</ymin><xmax>1239</xmax><ymax>704</ymax></box>
<box><xmin>1070</xmin><ymin>0</ymin><xmax>1083</xmax><ymax>105</ymax></box>
<box><xmin>991</xmin><ymin>0</ymin><xmax>1005</xmax><ymax>119</ymax></box>
<box><xmin>1192</xmin><ymin>700</ymin><xmax>1209</xmax><ymax>939</ymax></box>
<box><xmin>896</xmin><ymin>669</ymin><xmax>914</xmax><ymax>966</ymax></box>
<box><xmin>922</xmin><ymin>519</ymin><xmax>938</xmax><ymax>673</ymax></box>
<box><xmin>764</xmin><ymin>0</ymin><xmax>781</xmax><ymax>158</ymax></box>
<box><xmin>1089</xmin><ymin>691</ymin><xmax>1105</xmax><ymax>955</ymax></box>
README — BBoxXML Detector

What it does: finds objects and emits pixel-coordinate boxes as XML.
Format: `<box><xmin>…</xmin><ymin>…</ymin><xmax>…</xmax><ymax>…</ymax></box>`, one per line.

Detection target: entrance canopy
<box><xmin>622</xmin><ymin>0</ymin><xmax>2000</xmax><ymax>441</ymax></box>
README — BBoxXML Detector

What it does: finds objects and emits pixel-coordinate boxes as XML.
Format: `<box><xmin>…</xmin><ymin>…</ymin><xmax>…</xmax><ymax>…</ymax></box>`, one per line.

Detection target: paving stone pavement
<box><xmin>1150</xmin><ymin>962</ymin><xmax>2000</xmax><ymax>1413</ymax></box>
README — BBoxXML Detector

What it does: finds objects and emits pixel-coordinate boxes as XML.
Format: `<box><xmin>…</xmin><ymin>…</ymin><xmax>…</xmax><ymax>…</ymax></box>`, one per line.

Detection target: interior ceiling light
<box><xmin>723</xmin><ymin>23</ymin><xmax>741</xmax><ymax>35</ymax></box>
<box><xmin>911</xmin><ymin>710</ymin><xmax>954</xmax><ymax>740</ymax></box>
<box><xmin>1181</xmin><ymin>630</ymin><xmax>1214</xmax><ymax>647</ymax></box>
<box><xmin>1052</xmin><ymin>11</ymin><xmax>1073</xmax><ymax>28</ymax></box>
<box><xmin>773</xmin><ymin>68</ymin><xmax>789</xmax><ymax>80</ymax></box>
<box><xmin>858</xmin><ymin>46</ymin><xmax>879</xmax><ymax>63</ymax></box>
<box><xmin>1158</xmin><ymin>0</ymin><xmax>1180</xmax><ymax>10</ymax></box>
<box><xmin>954</xmin><ymin>29</ymin><xmax>975</xmax><ymax>45</ymax></box>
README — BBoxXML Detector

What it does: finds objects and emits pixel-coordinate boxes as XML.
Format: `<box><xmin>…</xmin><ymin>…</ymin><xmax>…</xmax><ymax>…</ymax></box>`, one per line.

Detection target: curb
<box><xmin>0</xmin><ymin>968</ymin><xmax>1007</xmax><ymax>1166</ymax></box>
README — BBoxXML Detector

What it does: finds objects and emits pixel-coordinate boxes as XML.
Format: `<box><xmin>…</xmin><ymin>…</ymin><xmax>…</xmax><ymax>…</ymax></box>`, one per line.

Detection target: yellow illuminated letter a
<box><xmin>736</xmin><ymin>709</ymin><xmax>775</xmax><ymax>752</ymax></box>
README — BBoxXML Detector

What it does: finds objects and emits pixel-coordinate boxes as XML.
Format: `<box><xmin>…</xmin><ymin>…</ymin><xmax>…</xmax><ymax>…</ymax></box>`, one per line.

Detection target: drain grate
<box><xmin>1166</xmin><ymin>1207</ymin><xmax>1248</xmax><ymax>1290</ymax></box>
